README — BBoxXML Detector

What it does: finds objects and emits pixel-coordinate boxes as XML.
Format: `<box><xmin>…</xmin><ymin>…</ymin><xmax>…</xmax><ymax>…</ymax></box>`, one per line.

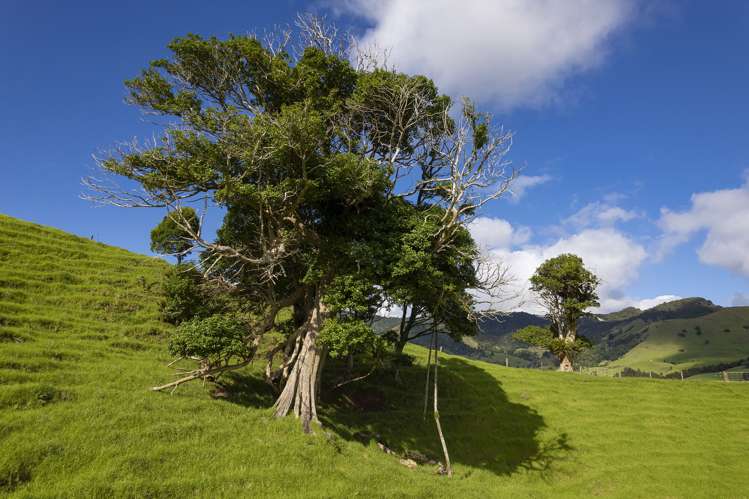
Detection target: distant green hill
<box><xmin>607</xmin><ymin>307</ymin><xmax>749</xmax><ymax>374</ymax></box>
<box><xmin>578</xmin><ymin>298</ymin><xmax>725</xmax><ymax>366</ymax></box>
<box><xmin>2</xmin><ymin>214</ymin><xmax>749</xmax><ymax>497</ymax></box>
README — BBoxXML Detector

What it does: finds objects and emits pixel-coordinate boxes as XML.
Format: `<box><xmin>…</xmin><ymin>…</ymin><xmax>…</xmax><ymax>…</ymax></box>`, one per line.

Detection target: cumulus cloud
<box><xmin>469</xmin><ymin>217</ymin><xmax>531</xmax><ymax>250</ymax></box>
<box><xmin>344</xmin><ymin>0</ymin><xmax>634</xmax><ymax>108</ymax></box>
<box><xmin>564</xmin><ymin>200</ymin><xmax>641</xmax><ymax>229</ymax></box>
<box><xmin>657</xmin><ymin>176</ymin><xmax>749</xmax><ymax>276</ymax></box>
<box><xmin>603</xmin><ymin>294</ymin><xmax>682</xmax><ymax>312</ymax></box>
<box><xmin>509</xmin><ymin>174</ymin><xmax>552</xmax><ymax>202</ymax></box>
<box><xmin>478</xmin><ymin>222</ymin><xmax>649</xmax><ymax>313</ymax></box>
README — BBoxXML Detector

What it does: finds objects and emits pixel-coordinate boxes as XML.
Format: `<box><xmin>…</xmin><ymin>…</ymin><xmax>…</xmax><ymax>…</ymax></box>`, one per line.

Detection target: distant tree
<box><xmin>513</xmin><ymin>254</ymin><xmax>599</xmax><ymax>372</ymax></box>
<box><xmin>150</xmin><ymin>208</ymin><xmax>199</xmax><ymax>264</ymax></box>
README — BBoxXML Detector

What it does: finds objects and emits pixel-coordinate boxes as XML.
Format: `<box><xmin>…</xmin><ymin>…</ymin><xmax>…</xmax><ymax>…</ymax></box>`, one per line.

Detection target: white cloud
<box><xmin>344</xmin><ymin>0</ymin><xmax>634</xmax><ymax>109</ymax></box>
<box><xmin>657</xmin><ymin>176</ymin><xmax>749</xmax><ymax>276</ymax></box>
<box><xmin>602</xmin><ymin>294</ymin><xmax>682</xmax><ymax>312</ymax></box>
<box><xmin>565</xmin><ymin>201</ymin><xmax>641</xmax><ymax>228</ymax></box>
<box><xmin>484</xmin><ymin>226</ymin><xmax>648</xmax><ymax>313</ymax></box>
<box><xmin>509</xmin><ymin>174</ymin><xmax>552</xmax><ymax>202</ymax></box>
<box><xmin>732</xmin><ymin>293</ymin><xmax>749</xmax><ymax>307</ymax></box>
<box><xmin>469</xmin><ymin>217</ymin><xmax>531</xmax><ymax>251</ymax></box>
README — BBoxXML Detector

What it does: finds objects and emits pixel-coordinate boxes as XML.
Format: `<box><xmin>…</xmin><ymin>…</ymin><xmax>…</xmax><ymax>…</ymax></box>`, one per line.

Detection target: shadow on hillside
<box><xmin>213</xmin><ymin>370</ymin><xmax>277</xmax><ymax>408</ymax></box>
<box><xmin>216</xmin><ymin>357</ymin><xmax>571</xmax><ymax>477</ymax></box>
<box><xmin>319</xmin><ymin>357</ymin><xmax>572</xmax><ymax>477</ymax></box>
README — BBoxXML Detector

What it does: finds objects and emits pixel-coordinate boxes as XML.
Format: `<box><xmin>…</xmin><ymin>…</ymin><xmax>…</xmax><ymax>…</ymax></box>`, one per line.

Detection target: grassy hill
<box><xmin>607</xmin><ymin>307</ymin><xmax>749</xmax><ymax>374</ymax></box>
<box><xmin>2</xmin><ymin>213</ymin><xmax>749</xmax><ymax>497</ymax></box>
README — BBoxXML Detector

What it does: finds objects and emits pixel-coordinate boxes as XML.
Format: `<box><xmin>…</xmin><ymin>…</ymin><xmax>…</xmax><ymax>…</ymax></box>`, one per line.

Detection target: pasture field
<box><xmin>1</xmin><ymin>214</ymin><xmax>749</xmax><ymax>498</ymax></box>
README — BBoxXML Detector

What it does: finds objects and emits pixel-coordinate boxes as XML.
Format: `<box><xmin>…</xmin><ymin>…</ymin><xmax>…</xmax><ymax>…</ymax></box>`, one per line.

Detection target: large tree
<box><xmin>513</xmin><ymin>254</ymin><xmax>600</xmax><ymax>372</ymax></box>
<box><xmin>86</xmin><ymin>20</ymin><xmax>514</xmax><ymax>432</ymax></box>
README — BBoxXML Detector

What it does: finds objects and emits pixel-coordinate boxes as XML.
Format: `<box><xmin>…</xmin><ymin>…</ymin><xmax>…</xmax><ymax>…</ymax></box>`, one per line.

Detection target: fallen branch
<box><xmin>332</xmin><ymin>364</ymin><xmax>377</xmax><ymax>390</ymax></box>
<box><xmin>151</xmin><ymin>359</ymin><xmax>251</xmax><ymax>393</ymax></box>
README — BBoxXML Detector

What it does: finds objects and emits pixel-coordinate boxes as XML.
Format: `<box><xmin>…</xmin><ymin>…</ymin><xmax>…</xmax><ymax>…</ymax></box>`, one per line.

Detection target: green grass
<box><xmin>609</xmin><ymin>308</ymin><xmax>749</xmax><ymax>374</ymax></box>
<box><xmin>2</xmin><ymin>213</ymin><xmax>749</xmax><ymax>498</ymax></box>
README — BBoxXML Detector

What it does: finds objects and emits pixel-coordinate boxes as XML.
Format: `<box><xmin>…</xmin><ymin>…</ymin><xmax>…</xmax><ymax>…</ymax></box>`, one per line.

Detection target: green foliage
<box><xmin>160</xmin><ymin>264</ymin><xmax>224</xmax><ymax>325</ymax></box>
<box><xmin>385</xmin><ymin>206</ymin><xmax>480</xmax><ymax>343</ymax></box>
<box><xmin>513</xmin><ymin>325</ymin><xmax>592</xmax><ymax>357</ymax></box>
<box><xmin>320</xmin><ymin>276</ymin><xmax>385</xmax><ymax>359</ymax></box>
<box><xmin>513</xmin><ymin>325</ymin><xmax>554</xmax><ymax>349</ymax></box>
<box><xmin>319</xmin><ymin>317</ymin><xmax>384</xmax><ymax>359</ymax></box>
<box><xmin>530</xmin><ymin>254</ymin><xmax>600</xmax><ymax>323</ymax></box>
<box><xmin>149</xmin><ymin>207</ymin><xmax>199</xmax><ymax>262</ymax></box>
<box><xmin>168</xmin><ymin>314</ymin><xmax>252</xmax><ymax>363</ymax></box>
<box><xmin>547</xmin><ymin>336</ymin><xmax>592</xmax><ymax>356</ymax></box>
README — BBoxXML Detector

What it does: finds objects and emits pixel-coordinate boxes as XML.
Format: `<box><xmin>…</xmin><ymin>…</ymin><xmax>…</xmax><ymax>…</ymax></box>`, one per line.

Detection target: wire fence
<box><xmin>576</xmin><ymin>365</ymin><xmax>749</xmax><ymax>382</ymax></box>
<box><xmin>719</xmin><ymin>371</ymin><xmax>749</xmax><ymax>382</ymax></box>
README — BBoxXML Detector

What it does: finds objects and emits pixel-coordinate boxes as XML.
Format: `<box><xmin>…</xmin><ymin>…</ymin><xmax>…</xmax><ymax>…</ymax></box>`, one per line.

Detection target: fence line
<box><xmin>576</xmin><ymin>366</ymin><xmax>749</xmax><ymax>382</ymax></box>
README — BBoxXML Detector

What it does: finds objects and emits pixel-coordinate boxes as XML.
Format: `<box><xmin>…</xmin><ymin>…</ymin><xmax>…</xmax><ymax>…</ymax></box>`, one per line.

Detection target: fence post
<box><xmin>722</xmin><ymin>371</ymin><xmax>729</xmax><ymax>382</ymax></box>
<box><xmin>649</xmin><ymin>371</ymin><xmax>652</xmax><ymax>378</ymax></box>
<box><xmin>680</xmin><ymin>371</ymin><xmax>684</xmax><ymax>381</ymax></box>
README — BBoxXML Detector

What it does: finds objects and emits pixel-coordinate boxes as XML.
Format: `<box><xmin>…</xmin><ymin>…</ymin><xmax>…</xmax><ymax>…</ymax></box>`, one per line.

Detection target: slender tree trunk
<box><xmin>273</xmin><ymin>297</ymin><xmax>327</xmax><ymax>433</ymax></box>
<box><xmin>432</xmin><ymin>332</ymin><xmax>452</xmax><ymax>477</ymax></box>
<box><xmin>394</xmin><ymin>337</ymin><xmax>408</xmax><ymax>355</ymax></box>
<box><xmin>422</xmin><ymin>331</ymin><xmax>434</xmax><ymax>419</ymax></box>
<box><xmin>394</xmin><ymin>305</ymin><xmax>419</xmax><ymax>382</ymax></box>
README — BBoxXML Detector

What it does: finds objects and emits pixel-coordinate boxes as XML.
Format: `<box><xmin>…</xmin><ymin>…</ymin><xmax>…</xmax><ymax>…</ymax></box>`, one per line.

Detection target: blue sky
<box><xmin>1</xmin><ymin>0</ymin><xmax>748</xmax><ymax>311</ymax></box>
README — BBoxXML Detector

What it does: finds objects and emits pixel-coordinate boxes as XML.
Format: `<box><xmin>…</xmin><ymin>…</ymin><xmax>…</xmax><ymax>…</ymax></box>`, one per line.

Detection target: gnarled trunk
<box><xmin>558</xmin><ymin>353</ymin><xmax>573</xmax><ymax>372</ymax></box>
<box><xmin>273</xmin><ymin>299</ymin><xmax>328</xmax><ymax>433</ymax></box>
<box><xmin>558</xmin><ymin>326</ymin><xmax>575</xmax><ymax>372</ymax></box>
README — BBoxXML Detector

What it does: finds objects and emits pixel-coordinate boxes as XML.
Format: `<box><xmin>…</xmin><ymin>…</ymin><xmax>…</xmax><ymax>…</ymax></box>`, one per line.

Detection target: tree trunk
<box><xmin>393</xmin><ymin>336</ymin><xmax>409</xmax><ymax>383</ymax></box>
<box><xmin>432</xmin><ymin>332</ymin><xmax>452</xmax><ymax>477</ymax></box>
<box><xmin>559</xmin><ymin>354</ymin><xmax>573</xmax><ymax>372</ymax></box>
<box><xmin>558</xmin><ymin>326</ymin><xmax>575</xmax><ymax>372</ymax></box>
<box><xmin>273</xmin><ymin>298</ymin><xmax>327</xmax><ymax>433</ymax></box>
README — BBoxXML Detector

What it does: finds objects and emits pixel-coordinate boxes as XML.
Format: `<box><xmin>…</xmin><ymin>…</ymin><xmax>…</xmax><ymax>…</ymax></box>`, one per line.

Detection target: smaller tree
<box><xmin>150</xmin><ymin>208</ymin><xmax>199</xmax><ymax>264</ymax></box>
<box><xmin>513</xmin><ymin>254</ymin><xmax>599</xmax><ymax>372</ymax></box>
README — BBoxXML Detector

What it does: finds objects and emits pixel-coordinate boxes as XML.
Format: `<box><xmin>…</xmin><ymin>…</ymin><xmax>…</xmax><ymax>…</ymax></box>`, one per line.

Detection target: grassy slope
<box><xmin>1</xmin><ymin>214</ymin><xmax>749</xmax><ymax>498</ymax></box>
<box><xmin>610</xmin><ymin>308</ymin><xmax>749</xmax><ymax>374</ymax></box>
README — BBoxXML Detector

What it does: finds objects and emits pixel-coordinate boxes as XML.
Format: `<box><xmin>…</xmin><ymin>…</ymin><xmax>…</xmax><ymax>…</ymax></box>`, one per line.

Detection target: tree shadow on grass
<box><xmin>318</xmin><ymin>357</ymin><xmax>573</xmax><ymax>477</ymax></box>
<box><xmin>212</xmin><ymin>370</ymin><xmax>277</xmax><ymax>408</ymax></box>
<box><xmin>217</xmin><ymin>356</ymin><xmax>572</xmax><ymax>477</ymax></box>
